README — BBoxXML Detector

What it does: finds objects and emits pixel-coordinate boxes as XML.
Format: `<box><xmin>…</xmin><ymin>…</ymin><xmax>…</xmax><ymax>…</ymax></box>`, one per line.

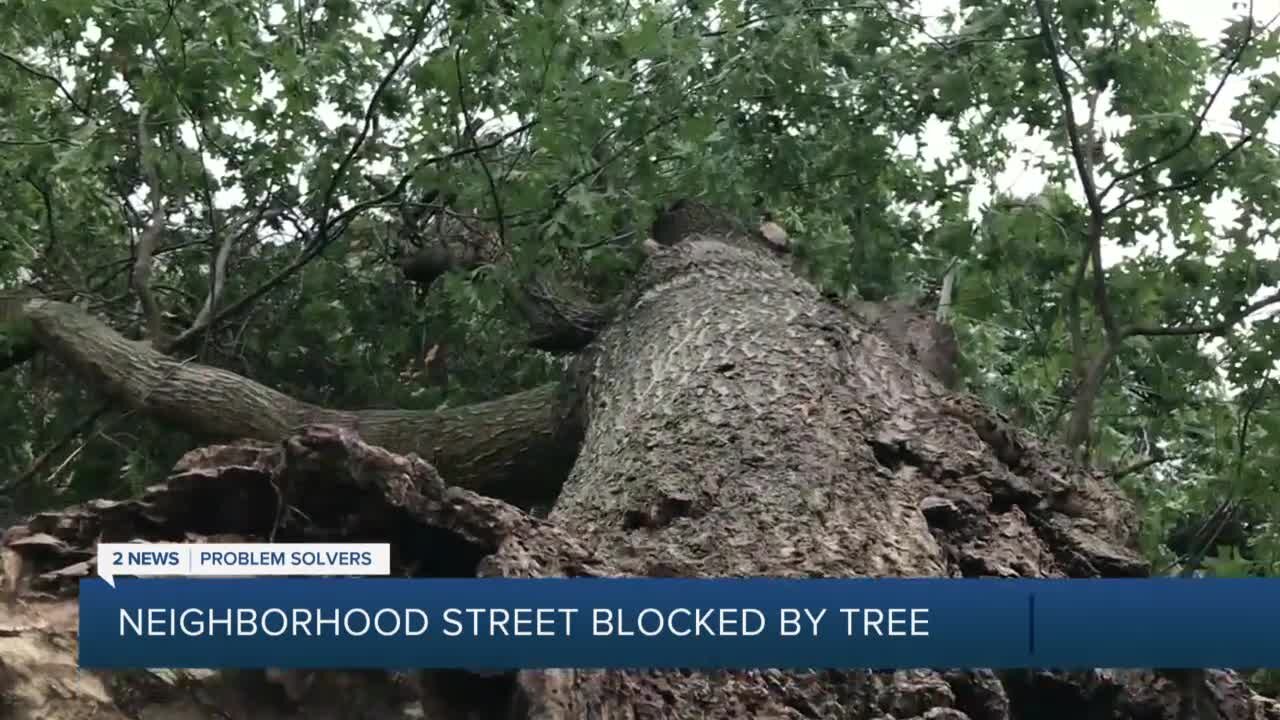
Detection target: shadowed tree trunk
<box><xmin>1</xmin><ymin>202</ymin><xmax>1277</xmax><ymax>719</ymax></box>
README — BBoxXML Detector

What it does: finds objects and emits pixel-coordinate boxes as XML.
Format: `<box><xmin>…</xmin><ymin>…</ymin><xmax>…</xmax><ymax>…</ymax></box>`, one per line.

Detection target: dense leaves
<box><xmin>1</xmin><ymin>0</ymin><xmax>1278</xmax><ymax>602</ymax></box>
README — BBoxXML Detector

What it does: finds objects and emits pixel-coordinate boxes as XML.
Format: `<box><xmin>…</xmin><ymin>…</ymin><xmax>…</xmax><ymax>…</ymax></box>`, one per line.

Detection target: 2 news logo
<box><xmin>110</xmin><ymin>548</ymin><xmax>181</xmax><ymax>566</ymax></box>
<box><xmin>95</xmin><ymin>542</ymin><xmax>391</xmax><ymax>586</ymax></box>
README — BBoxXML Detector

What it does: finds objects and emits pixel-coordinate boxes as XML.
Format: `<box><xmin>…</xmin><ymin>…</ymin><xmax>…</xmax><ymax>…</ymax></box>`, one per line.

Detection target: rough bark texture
<box><xmin>2</xmin><ymin>203</ymin><xmax>1279</xmax><ymax>719</ymax></box>
<box><xmin>493</xmin><ymin>202</ymin><xmax>1168</xmax><ymax>718</ymax></box>
<box><xmin>0</xmin><ymin>426</ymin><xmax>567</xmax><ymax>720</ymax></box>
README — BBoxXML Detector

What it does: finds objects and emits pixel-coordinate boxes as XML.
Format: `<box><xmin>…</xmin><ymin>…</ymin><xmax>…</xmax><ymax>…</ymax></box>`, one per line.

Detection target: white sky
<box><xmin>69</xmin><ymin>0</ymin><xmax>1280</xmax><ymax>295</ymax></box>
<box><xmin>904</xmin><ymin>0</ymin><xmax>1280</xmax><ymax>270</ymax></box>
<box><xmin>898</xmin><ymin>0</ymin><xmax>1280</xmax><ymax>391</ymax></box>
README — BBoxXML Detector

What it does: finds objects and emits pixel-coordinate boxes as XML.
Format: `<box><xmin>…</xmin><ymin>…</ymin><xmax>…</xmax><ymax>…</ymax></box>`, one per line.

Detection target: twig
<box><xmin>454</xmin><ymin>40</ymin><xmax>507</xmax><ymax>246</ymax></box>
<box><xmin>2</xmin><ymin>404</ymin><xmax>112</xmax><ymax>492</ymax></box>
<box><xmin>1108</xmin><ymin>451</ymin><xmax>1178</xmax><ymax>480</ymax></box>
<box><xmin>0</xmin><ymin>136</ymin><xmax>74</xmax><ymax>146</ymax></box>
<box><xmin>0</xmin><ymin>49</ymin><xmax>92</xmax><ymax>116</ymax></box>
<box><xmin>1099</xmin><ymin>6</ymin><xmax>1258</xmax><ymax>200</ymax></box>
<box><xmin>1125</xmin><ymin>288</ymin><xmax>1280</xmax><ymax>338</ymax></box>
<box><xmin>1106</xmin><ymin>135</ymin><xmax>1253</xmax><ymax>216</ymax></box>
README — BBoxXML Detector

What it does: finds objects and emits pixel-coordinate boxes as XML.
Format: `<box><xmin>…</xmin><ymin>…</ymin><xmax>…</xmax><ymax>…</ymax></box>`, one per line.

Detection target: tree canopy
<box><xmin>2</xmin><ymin>0</ymin><xmax>1280</xmax><ymax>683</ymax></box>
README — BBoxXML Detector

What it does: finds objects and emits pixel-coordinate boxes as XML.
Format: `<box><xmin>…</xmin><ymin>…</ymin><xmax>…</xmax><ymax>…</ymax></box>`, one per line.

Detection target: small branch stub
<box><xmin>758</xmin><ymin>215</ymin><xmax>790</xmax><ymax>253</ymax></box>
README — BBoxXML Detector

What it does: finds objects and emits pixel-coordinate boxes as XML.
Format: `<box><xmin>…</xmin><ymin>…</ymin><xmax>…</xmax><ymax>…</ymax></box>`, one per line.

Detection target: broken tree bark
<box><xmin>2</xmin><ymin>202</ymin><xmax>1278</xmax><ymax>719</ymax></box>
<box><xmin>0</xmin><ymin>425</ymin><xmax>578</xmax><ymax>720</ymax></box>
<box><xmin>2</xmin><ymin>420</ymin><xmax>1274</xmax><ymax>718</ymax></box>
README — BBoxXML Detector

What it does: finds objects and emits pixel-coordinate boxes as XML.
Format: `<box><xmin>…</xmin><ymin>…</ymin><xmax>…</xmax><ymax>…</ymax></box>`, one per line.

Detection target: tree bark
<box><xmin>1065</xmin><ymin>341</ymin><xmax>1120</xmax><ymax>460</ymax></box>
<box><xmin>477</xmin><ymin>204</ymin><xmax>1193</xmax><ymax>718</ymax></box>
<box><xmin>3</xmin><ymin>204</ymin><xmax>1277</xmax><ymax>719</ymax></box>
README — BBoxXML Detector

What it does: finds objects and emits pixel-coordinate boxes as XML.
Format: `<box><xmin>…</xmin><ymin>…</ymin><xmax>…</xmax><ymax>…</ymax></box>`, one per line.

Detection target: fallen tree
<box><xmin>2</xmin><ymin>202</ymin><xmax>1277</xmax><ymax>719</ymax></box>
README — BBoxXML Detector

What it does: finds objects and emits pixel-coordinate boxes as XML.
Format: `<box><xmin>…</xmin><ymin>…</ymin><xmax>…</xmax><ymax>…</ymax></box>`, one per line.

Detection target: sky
<box><xmin>890</xmin><ymin>0</ymin><xmax>1280</xmax><ymax>377</ymax></box>
<box><xmin>71</xmin><ymin>0</ymin><xmax>1280</xmax><ymax>294</ymax></box>
<box><xmin>904</xmin><ymin>0</ymin><xmax>1280</xmax><ymax>269</ymax></box>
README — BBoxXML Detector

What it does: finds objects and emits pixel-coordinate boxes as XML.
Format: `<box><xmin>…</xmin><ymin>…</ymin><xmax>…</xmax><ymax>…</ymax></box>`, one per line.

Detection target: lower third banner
<box><xmin>78</xmin><ymin>578</ymin><xmax>1280</xmax><ymax>669</ymax></box>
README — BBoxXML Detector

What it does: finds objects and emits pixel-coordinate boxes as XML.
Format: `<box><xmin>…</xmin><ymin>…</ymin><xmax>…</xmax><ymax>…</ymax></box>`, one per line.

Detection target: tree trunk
<box><xmin>484</xmin><ymin>203</ymin><xmax>1168</xmax><ymax>718</ymax></box>
<box><xmin>2</xmin><ymin>203</ymin><xmax>1277</xmax><ymax>719</ymax></box>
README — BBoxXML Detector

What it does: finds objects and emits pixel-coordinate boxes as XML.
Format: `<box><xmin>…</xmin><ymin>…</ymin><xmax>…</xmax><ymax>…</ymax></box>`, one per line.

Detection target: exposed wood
<box><xmin>2</xmin><ymin>422</ymin><xmax>1271</xmax><ymax>719</ymax></box>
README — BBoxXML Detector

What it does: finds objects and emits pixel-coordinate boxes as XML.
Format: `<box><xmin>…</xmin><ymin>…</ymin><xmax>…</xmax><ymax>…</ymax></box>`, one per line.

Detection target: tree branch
<box><xmin>166</xmin><ymin>84</ymin><xmax>235</xmax><ymax>352</ymax></box>
<box><xmin>1</xmin><ymin>403</ymin><xmax>113</xmax><ymax>493</ymax></box>
<box><xmin>168</xmin><ymin>122</ymin><xmax>540</xmax><ymax>350</ymax></box>
<box><xmin>22</xmin><ymin>174</ymin><xmax>86</xmax><ymax>287</ymax></box>
<box><xmin>317</xmin><ymin>7</ymin><xmax>433</xmax><ymax>242</ymax></box>
<box><xmin>1066</xmin><ymin>239</ymin><xmax>1090</xmax><ymax>379</ymax></box>
<box><xmin>541</xmin><ymin>111</ymin><xmax>684</xmax><ymax>232</ymax></box>
<box><xmin>1064</xmin><ymin>339</ymin><xmax>1120</xmax><ymax>455</ymax></box>
<box><xmin>1108</xmin><ymin>450</ymin><xmax>1177</xmax><ymax>480</ymax></box>
<box><xmin>1099</xmin><ymin>9</ymin><xmax>1258</xmax><ymax>200</ymax></box>
<box><xmin>455</xmin><ymin>43</ymin><xmax>508</xmax><ymax>247</ymax></box>
<box><xmin>130</xmin><ymin>107</ymin><xmax>166</xmax><ymax>343</ymax></box>
<box><xmin>1232</xmin><ymin>383</ymin><xmax>1264</xmax><ymax>484</ymax></box>
<box><xmin>1032</xmin><ymin>0</ymin><xmax>1104</xmax><ymax>221</ymax></box>
<box><xmin>1124</xmin><ymin>288</ymin><xmax>1280</xmax><ymax>339</ymax></box>
<box><xmin>20</xmin><ymin>298</ymin><xmax>583</xmax><ymax>505</ymax></box>
<box><xmin>187</xmin><ymin>222</ymin><xmax>240</xmax><ymax>336</ymax></box>
<box><xmin>0</xmin><ymin>48</ymin><xmax>92</xmax><ymax>116</ymax></box>
<box><xmin>1105</xmin><ymin>135</ymin><xmax>1254</xmax><ymax>216</ymax></box>
<box><xmin>1033</xmin><ymin>0</ymin><xmax>1119</xmax><ymax>345</ymax></box>
<box><xmin>512</xmin><ymin>275</ymin><xmax>615</xmax><ymax>353</ymax></box>
<box><xmin>1084</xmin><ymin>215</ymin><xmax>1119</xmax><ymax>342</ymax></box>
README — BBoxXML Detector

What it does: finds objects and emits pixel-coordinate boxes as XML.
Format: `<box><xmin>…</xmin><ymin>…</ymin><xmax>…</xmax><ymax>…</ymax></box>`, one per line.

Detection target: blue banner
<box><xmin>78</xmin><ymin>578</ymin><xmax>1280</xmax><ymax>669</ymax></box>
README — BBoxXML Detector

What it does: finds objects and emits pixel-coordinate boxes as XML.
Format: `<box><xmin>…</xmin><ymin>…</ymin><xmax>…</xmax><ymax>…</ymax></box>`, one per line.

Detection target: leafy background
<box><xmin>2</xmin><ymin>0</ymin><xmax>1279</xmax><ymax>686</ymax></box>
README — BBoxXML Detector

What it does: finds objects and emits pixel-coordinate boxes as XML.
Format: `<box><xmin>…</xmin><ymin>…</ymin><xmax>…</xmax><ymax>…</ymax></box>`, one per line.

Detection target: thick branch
<box><xmin>1065</xmin><ymin>340</ymin><xmax>1121</xmax><ymax>456</ymax></box>
<box><xmin>934</xmin><ymin>261</ymin><xmax>957</xmax><ymax>323</ymax></box>
<box><xmin>21</xmin><ymin>299</ymin><xmax>583</xmax><ymax>505</ymax></box>
<box><xmin>1066</xmin><ymin>240</ymin><xmax>1090</xmax><ymax>379</ymax></box>
<box><xmin>513</xmin><ymin>275</ymin><xmax>615</xmax><ymax>353</ymax></box>
<box><xmin>1085</xmin><ymin>215</ymin><xmax>1119</xmax><ymax>342</ymax></box>
<box><xmin>397</xmin><ymin>242</ymin><xmax>476</xmax><ymax>286</ymax></box>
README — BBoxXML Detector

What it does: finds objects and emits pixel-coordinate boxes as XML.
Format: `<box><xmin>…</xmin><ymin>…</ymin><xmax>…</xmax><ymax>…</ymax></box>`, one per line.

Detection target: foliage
<box><xmin>1</xmin><ymin>0</ymin><xmax>1279</xmax><ymax>584</ymax></box>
